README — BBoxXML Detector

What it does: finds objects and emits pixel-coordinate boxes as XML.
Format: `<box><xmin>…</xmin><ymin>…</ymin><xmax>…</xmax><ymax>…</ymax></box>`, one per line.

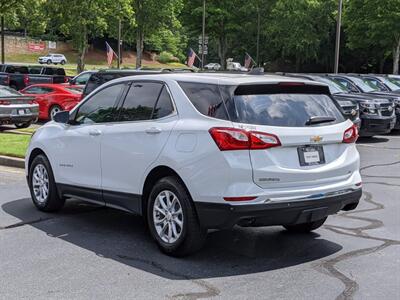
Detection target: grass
<box><xmin>5</xmin><ymin>52</ymin><xmax>188</xmax><ymax>76</ymax></box>
<box><xmin>0</xmin><ymin>133</ymin><xmax>31</xmax><ymax>158</ymax></box>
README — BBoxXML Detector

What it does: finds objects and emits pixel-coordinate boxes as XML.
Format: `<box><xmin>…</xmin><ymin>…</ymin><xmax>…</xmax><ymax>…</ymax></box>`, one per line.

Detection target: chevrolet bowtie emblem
<box><xmin>310</xmin><ymin>135</ymin><xmax>323</xmax><ymax>143</ymax></box>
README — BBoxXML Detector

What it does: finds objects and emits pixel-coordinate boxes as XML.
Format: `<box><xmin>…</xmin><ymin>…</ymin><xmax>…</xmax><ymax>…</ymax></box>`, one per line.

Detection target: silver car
<box><xmin>0</xmin><ymin>86</ymin><xmax>39</xmax><ymax>128</ymax></box>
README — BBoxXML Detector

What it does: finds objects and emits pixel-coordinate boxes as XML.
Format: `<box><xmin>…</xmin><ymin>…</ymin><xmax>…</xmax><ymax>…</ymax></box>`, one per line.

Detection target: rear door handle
<box><xmin>145</xmin><ymin>127</ymin><xmax>162</xmax><ymax>134</ymax></box>
<box><xmin>89</xmin><ymin>129</ymin><xmax>102</xmax><ymax>136</ymax></box>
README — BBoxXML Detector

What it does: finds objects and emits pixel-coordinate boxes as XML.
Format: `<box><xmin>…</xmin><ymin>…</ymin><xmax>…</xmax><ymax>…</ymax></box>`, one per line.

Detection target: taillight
<box><xmin>5</xmin><ymin>75</ymin><xmax>10</xmax><ymax>85</ymax></box>
<box><xmin>209</xmin><ymin>127</ymin><xmax>281</xmax><ymax>151</ymax></box>
<box><xmin>209</xmin><ymin>127</ymin><xmax>249</xmax><ymax>150</ymax></box>
<box><xmin>23</xmin><ymin>75</ymin><xmax>29</xmax><ymax>86</ymax></box>
<box><xmin>249</xmin><ymin>131</ymin><xmax>281</xmax><ymax>149</ymax></box>
<box><xmin>343</xmin><ymin>124</ymin><xmax>359</xmax><ymax>143</ymax></box>
<box><xmin>64</xmin><ymin>76</ymin><xmax>69</xmax><ymax>83</ymax></box>
<box><xmin>0</xmin><ymin>100</ymin><xmax>10</xmax><ymax>105</ymax></box>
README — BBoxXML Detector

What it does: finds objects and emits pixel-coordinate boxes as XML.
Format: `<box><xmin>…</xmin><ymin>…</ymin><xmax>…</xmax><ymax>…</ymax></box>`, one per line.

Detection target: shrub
<box><xmin>157</xmin><ymin>51</ymin><xmax>179</xmax><ymax>64</ymax></box>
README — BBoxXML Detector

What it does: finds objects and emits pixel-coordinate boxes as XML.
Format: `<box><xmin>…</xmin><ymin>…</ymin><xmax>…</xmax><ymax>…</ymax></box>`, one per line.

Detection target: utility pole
<box><xmin>334</xmin><ymin>0</ymin><xmax>343</xmax><ymax>73</ymax></box>
<box><xmin>1</xmin><ymin>16</ymin><xmax>5</xmax><ymax>64</ymax></box>
<box><xmin>117</xmin><ymin>19</ymin><xmax>121</xmax><ymax>69</ymax></box>
<box><xmin>201</xmin><ymin>0</ymin><xmax>206</xmax><ymax>70</ymax></box>
<box><xmin>256</xmin><ymin>8</ymin><xmax>260</xmax><ymax>67</ymax></box>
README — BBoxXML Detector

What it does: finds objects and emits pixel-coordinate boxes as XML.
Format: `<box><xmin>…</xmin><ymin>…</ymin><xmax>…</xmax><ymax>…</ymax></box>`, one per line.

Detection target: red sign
<box><xmin>28</xmin><ymin>42</ymin><xmax>46</xmax><ymax>52</ymax></box>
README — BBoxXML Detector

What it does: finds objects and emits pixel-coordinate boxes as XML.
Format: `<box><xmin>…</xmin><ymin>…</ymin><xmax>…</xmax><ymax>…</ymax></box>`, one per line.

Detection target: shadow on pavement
<box><xmin>357</xmin><ymin>136</ymin><xmax>390</xmax><ymax>143</ymax></box>
<box><xmin>2</xmin><ymin>197</ymin><xmax>342</xmax><ymax>280</ymax></box>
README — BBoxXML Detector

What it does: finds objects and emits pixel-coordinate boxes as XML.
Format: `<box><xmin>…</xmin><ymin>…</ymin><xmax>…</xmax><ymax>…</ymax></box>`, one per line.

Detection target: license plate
<box><xmin>18</xmin><ymin>109</ymin><xmax>25</xmax><ymax>115</ymax></box>
<box><xmin>297</xmin><ymin>145</ymin><xmax>325</xmax><ymax>166</ymax></box>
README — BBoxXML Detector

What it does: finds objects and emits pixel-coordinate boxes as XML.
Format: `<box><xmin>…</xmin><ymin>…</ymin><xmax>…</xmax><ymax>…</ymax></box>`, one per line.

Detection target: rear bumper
<box><xmin>359</xmin><ymin>115</ymin><xmax>395</xmax><ymax>136</ymax></box>
<box><xmin>195</xmin><ymin>188</ymin><xmax>362</xmax><ymax>229</ymax></box>
<box><xmin>0</xmin><ymin>105</ymin><xmax>39</xmax><ymax>124</ymax></box>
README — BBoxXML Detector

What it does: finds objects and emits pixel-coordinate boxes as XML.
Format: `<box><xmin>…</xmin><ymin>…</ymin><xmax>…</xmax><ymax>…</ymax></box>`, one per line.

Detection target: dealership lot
<box><xmin>0</xmin><ymin>134</ymin><xmax>399</xmax><ymax>299</ymax></box>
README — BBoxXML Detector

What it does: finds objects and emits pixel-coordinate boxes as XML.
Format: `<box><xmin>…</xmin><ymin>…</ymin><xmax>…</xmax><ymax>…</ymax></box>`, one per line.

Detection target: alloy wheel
<box><xmin>32</xmin><ymin>164</ymin><xmax>49</xmax><ymax>203</ymax></box>
<box><xmin>153</xmin><ymin>190</ymin><xmax>184</xmax><ymax>244</ymax></box>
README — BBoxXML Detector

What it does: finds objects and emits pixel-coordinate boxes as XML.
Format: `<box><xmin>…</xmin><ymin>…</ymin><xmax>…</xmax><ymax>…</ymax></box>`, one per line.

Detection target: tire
<box><xmin>15</xmin><ymin>122</ymin><xmax>31</xmax><ymax>129</ymax></box>
<box><xmin>47</xmin><ymin>60</ymin><xmax>52</xmax><ymax>65</ymax></box>
<box><xmin>147</xmin><ymin>176</ymin><xmax>207</xmax><ymax>257</ymax></box>
<box><xmin>283</xmin><ymin>217</ymin><xmax>327</xmax><ymax>233</ymax></box>
<box><xmin>49</xmin><ymin>105</ymin><xmax>62</xmax><ymax>120</ymax></box>
<box><xmin>60</xmin><ymin>60</ymin><xmax>66</xmax><ymax>65</ymax></box>
<box><xmin>28</xmin><ymin>154</ymin><xmax>65</xmax><ymax>212</ymax></box>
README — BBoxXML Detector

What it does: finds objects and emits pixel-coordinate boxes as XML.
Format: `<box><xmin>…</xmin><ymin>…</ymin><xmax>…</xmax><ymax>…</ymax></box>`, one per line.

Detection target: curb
<box><xmin>0</xmin><ymin>155</ymin><xmax>25</xmax><ymax>169</ymax></box>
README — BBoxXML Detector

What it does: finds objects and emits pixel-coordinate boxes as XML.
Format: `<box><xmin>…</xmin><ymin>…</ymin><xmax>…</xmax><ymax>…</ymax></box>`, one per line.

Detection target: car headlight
<box><xmin>359</xmin><ymin>102</ymin><xmax>378</xmax><ymax>115</ymax></box>
<box><xmin>394</xmin><ymin>98</ymin><xmax>400</xmax><ymax>105</ymax></box>
<box><xmin>359</xmin><ymin>102</ymin><xmax>376</xmax><ymax>109</ymax></box>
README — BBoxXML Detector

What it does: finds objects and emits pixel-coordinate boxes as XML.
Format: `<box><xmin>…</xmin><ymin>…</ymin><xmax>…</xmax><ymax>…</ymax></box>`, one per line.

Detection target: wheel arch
<box><xmin>28</xmin><ymin>148</ymin><xmax>48</xmax><ymax>172</ymax></box>
<box><xmin>141</xmin><ymin>165</ymin><xmax>192</xmax><ymax>216</ymax></box>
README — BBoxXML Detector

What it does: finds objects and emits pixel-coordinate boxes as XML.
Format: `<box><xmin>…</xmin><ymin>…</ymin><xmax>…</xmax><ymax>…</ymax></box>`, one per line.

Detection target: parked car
<box><xmin>81</xmin><ymin>69</ymin><xmax>175</xmax><ymax>99</ymax></box>
<box><xmin>38</xmin><ymin>54</ymin><xmax>67</xmax><ymax>65</ymax></box>
<box><xmin>21</xmin><ymin>84</ymin><xmax>82</xmax><ymax>120</ymax></box>
<box><xmin>68</xmin><ymin>70</ymin><xmax>97</xmax><ymax>86</ymax></box>
<box><xmin>0</xmin><ymin>64</ymin><xmax>68</xmax><ymax>90</ymax></box>
<box><xmin>26</xmin><ymin>73</ymin><xmax>362</xmax><ymax>256</ymax></box>
<box><xmin>0</xmin><ymin>86</ymin><xmax>38</xmax><ymax>128</ymax></box>
<box><xmin>0</xmin><ymin>64</ymin><xmax>30</xmax><ymax>90</ymax></box>
<box><xmin>360</xmin><ymin>74</ymin><xmax>400</xmax><ymax>93</ymax></box>
<box><xmin>0</xmin><ymin>72</ymin><xmax>9</xmax><ymax>87</ymax></box>
<box><xmin>28</xmin><ymin>66</ymin><xmax>68</xmax><ymax>85</ymax></box>
<box><xmin>282</xmin><ymin>73</ymin><xmax>361</xmax><ymax>129</ymax></box>
<box><xmin>328</xmin><ymin>74</ymin><xmax>397</xmax><ymax>134</ymax></box>
<box><xmin>226</xmin><ymin>60</ymin><xmax>248</xmax><ymax>71</ymax></box>
<box><xmin>204</xmin><ymin>63</ymin><xmax>221</xmax><ymax>70</ymax></box>
<box><xmin>387</xmin><ymin>75</ymin><xmax>400</xmax><ymax>87</ymax></box>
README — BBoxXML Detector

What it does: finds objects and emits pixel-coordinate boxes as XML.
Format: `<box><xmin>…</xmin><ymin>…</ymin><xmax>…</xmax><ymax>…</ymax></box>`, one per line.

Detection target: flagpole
<box><xmin>334</xmin><ymin>0</ymin><xmax>343</xmax><ymax>73</ymax></box>
<box><xmin>201</xmin><ymin>0</ymin><xmax>206</xmax><ymax>70</ymax></box>
<box><xmin>117</xmin><ymin>19</ymin><xmax>121</xmax><ymax>69</ymax></box>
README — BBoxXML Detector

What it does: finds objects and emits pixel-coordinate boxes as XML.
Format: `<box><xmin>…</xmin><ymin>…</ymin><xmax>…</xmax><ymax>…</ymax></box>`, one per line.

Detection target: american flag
<box><xmin>105</xmin><ymin>42</ymin><xmax>117</xmax><ymax>66</ymax></box>
<box><xmin>187</xmin><ymin>48</ymin><xmax>197</xmax><ymax>68</ymax></box>
<box><xmin>244</xmin><ymin>53</ymin><xmax>254</xmax><ymax>69</ymax></box>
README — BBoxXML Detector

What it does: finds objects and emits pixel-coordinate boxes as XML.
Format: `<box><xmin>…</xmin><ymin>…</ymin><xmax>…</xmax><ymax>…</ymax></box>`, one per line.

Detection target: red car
<box><xmin>21</xmin><ymin>84</ymin><xmax>83</xmax><ymax>120</ymax></box>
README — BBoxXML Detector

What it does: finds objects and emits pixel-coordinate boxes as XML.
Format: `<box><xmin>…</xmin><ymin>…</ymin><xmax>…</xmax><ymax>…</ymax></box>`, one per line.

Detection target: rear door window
<box><xmin>118</xmin><ymin>82</ymin><xmax>163</xmax><ymax>121</ymax></box>
<box><xmin>232</xmin><ymin>93</ymin><xmax>344</xmax><ymax>127</ymax></box>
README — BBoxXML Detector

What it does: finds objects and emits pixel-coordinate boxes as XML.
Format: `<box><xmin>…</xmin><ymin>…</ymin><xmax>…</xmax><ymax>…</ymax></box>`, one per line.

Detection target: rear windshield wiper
<box><xmin>305</xmin><ymin>116</ymin><xmax>336</xmax><ymax>126</ymax></box>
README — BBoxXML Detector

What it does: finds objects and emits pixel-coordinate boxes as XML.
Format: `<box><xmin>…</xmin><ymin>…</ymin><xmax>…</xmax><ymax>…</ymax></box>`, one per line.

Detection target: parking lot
<box><xmin>0</xmin><ymin>133</ymin><xmax>399</xmax><ymax>299</ymax></box>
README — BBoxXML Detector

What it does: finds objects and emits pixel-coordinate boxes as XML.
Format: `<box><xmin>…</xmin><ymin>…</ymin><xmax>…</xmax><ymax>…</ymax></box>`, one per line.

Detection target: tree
<box><xmin>133</xmin><ymin>0</ymin><xmax>183</xmax><ymax>68</ymax></box>
<box><xmin>45</xmin><ymin>0</ymin><xmax>132</xmax><ymax>73</ymax></box>
<box><xmin>265</xmin><ymin>0</ymin><xmax>336</xmax><ymax>72</ymax></box>
<box><xmin>344</xmin><ymin>0</ymin><xmax>400</xmax><ymax>74</ymax></box>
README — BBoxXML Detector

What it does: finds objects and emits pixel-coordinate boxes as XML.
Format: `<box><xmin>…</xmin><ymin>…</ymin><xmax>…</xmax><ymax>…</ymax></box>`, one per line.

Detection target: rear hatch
<box><xmin>230</xmin><ymin>83</ymin><xmax>358</xmax><ymax>189</ymax></box>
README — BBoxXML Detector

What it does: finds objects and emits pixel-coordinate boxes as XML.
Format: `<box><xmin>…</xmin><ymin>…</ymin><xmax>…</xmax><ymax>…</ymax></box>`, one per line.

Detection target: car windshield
<box><xmin>232</xmin><ymin>93</ymin><xmax>344</xmax><ymax>127</ymax></box>
<box><xmin>348</xmin><ymin>76</ymin><xmax>377</xmax><ymax>92</ymax></box>
<box><xmin>0</xmin><ymin>86</ymin><xmax>22</xmax><ymax>97</ymax></box>
<box><xmin>378</xmin><ymin>77</ymin><xmax>400</xmax><ymax>91</ymax></box>
<box><xmin>313</xmin><ymin>77</ymin><xmax>348</xmax><ymax>94</ymax></box>
<box><xmin>388</xmin><ymin>77</ymin><xmax>400</xmax><ymax>87</ymax></box>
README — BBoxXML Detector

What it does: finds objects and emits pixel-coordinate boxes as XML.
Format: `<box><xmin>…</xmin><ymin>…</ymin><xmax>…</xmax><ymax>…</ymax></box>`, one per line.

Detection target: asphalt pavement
<box><xmin>0</xmin><ymin>134</ymin><xmax>399</xmax><ymax>299</ymax></box>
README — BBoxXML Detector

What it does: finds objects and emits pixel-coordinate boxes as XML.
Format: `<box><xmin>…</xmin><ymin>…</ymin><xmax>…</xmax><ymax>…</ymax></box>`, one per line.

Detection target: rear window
<box><xmin>55</xmin><ymin>68</ymin><xmax>66</xmax><ymax>76</ymax></box>
<box><xmin>233</xmin><ymin>93</ymin><xmax>344</xmax><ymax>127</ymax></box>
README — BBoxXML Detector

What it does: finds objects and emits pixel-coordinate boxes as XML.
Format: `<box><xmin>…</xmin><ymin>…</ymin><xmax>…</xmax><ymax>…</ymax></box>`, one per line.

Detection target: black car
<box><xmin>328</xmin><ymin>74</ymin><xmax>397</xmax><ymax>135</ymax></box>
<box><xmin>81</xmin><ymin>68</ymin><xmax>195</xmax><ymax>99</ymax></box>
<box><xmin>282</xmin><ymin>73</ymin><xmax>361</xmax><ymax>129</ymax></box>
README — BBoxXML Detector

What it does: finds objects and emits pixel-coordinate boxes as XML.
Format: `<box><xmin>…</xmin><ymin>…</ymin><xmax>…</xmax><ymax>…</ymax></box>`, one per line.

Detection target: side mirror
<box><xmin>53</xmin><ymin>111</ymin><xmax>70</xmax><ymax>124</ymax></box>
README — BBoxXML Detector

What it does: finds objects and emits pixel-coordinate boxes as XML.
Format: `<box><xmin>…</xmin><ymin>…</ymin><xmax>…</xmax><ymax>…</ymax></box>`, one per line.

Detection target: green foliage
<box><xmin>157</xmin><ymin>51</ymin><xmax>178</xmax><ymax>63</ymax></box>
<box><xmin>344</xmin><ymin>0</ymin><xmax>400</xmax><ymax>73</ymax></box>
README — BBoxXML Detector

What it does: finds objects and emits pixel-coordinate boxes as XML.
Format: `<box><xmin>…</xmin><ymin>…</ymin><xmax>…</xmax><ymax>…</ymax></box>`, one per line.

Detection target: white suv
<box><xmin>25</xmin><ymin>73</ymin><xmax>362</xmax><ymax>256</ymax></box>
<box><xmin>38</xmin><ymin>54</ymin><xmax>67</xmax><ymax>65</ymax></box>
